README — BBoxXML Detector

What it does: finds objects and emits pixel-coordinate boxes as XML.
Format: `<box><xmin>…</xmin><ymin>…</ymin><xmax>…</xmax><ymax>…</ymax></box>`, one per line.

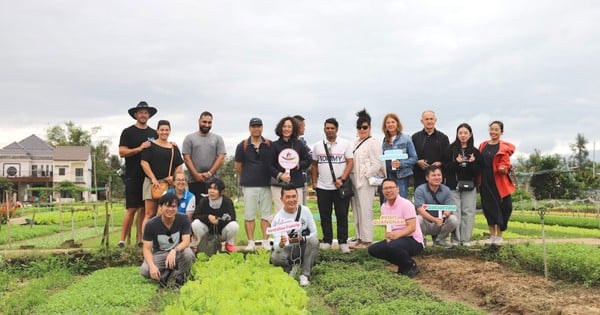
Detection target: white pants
<box><xmin>190</xmin><ymin>220</ymin><xmax>239</xmax><ymax>246</ymax></box>
<box><xmin>349</xmin><ymin>175</ymin><xmax>376</xmax><ymax>243</ymax></box>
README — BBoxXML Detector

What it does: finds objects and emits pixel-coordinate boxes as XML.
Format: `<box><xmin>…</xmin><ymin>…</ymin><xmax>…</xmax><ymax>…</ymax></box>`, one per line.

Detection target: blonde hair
<box><xmin>382</xmin><ymin>113</ymin><xmax>403</xmax><ymax>143</ymax></box>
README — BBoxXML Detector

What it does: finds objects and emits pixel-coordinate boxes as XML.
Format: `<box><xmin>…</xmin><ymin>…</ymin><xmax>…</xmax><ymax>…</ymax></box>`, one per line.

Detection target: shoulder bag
<box><xmin>323</xmin><ymin>141</ymin><xmax>354</xmax><ymax>199</ymax></box>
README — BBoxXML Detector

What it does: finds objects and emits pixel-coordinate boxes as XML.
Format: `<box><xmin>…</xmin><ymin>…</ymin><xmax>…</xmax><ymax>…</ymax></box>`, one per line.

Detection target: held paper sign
<box><xmin>422</xmin><ymin>204</ymin><xmax>457</xmax><ymax>212</ymax></box>
<box><xmin>380</xmin><ymin>149</ymin><xmax>408</xmax><ymax>161</ymax></box>
<box><xmin>266</xmin><ymin>221</ymin><xmax>301</xmax><ymax>235</ymax></box>
<box><xmin>372</xmin><ymin>215</ymin><xmax>406</xmax><ymax>226</ymax></box>
<box><xmin>278</xmin><ymin>148</ymin><xmax>299</xmax><ymax>173</ymax></box>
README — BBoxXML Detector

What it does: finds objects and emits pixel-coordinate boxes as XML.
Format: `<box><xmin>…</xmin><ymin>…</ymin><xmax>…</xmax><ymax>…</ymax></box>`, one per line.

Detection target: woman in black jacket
<box><xmin>443</xmin><ymin>123</ymin><xmax>481</xmax><ymax>247</ymax></box>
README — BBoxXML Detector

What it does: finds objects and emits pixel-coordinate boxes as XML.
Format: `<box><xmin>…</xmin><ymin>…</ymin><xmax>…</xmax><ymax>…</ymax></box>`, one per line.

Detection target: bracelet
<box><xmin>207</xmin><ymin>171</ymin><xmax>213</xmax><ymax>176</ymax></box>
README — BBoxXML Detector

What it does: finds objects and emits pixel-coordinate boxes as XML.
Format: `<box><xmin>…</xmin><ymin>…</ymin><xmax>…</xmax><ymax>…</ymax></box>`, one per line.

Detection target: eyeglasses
<box><xmin>357</xmin><ymin>125</ymin><xmax>369</xmax><ymax>130</ymax></box>
<box><xmin>382</xmin><ymin>186</ymin><xmax>398</xmax><ymax>190</ymax></box>
<box><xmin>175</xmin><ymin>179</ymin><xmax>186</xmax><ymax>182</ymax></box>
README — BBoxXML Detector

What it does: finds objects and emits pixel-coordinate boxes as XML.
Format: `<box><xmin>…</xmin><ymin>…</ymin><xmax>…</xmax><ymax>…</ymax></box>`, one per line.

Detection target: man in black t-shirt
<box><xmin>412</xmin><ymin>110</ymin><xmax>450</xmax><ymax>188</ymax></box>
<box><xmin>140</xmin><ymin>193</ymin><xmax>195</xmax><ymax>287</ymax></box>
<box><xmin>118</xmin><ymin>101</ymin><xmax>158</xmax><ymax>248</ymax></box>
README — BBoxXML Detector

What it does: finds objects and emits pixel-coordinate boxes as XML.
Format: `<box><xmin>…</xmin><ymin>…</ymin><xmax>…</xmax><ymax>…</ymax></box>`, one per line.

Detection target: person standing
<box><xmin>270</xmin><ymin>116</ymin><xmax>312</xmax><ymax>213</ymax></box>
<box><xmin>349</xmin><ymin>109</ymin><xmax>381</xmax><ymax>249</ymax></box>
<box><xmin>118</xmin><ymin>101</ymin><xmax>158</xmax><ymax>248</ymax></box>
<box><xmin>443</xmin><ymin>123</ymin><xmax>481</xmax><ymax>246</ymax></box>
<box><xmin>414</xmin><ymin>165</ymin><xmax>458</xmax><ymax>248</ymax></box>
<box><xmin>234</xmin><ymin>117</ymin><xmax>274</xmax><ymax>251</ymax></box>
<box><xmin>368</xmin><ymin>179</ymin><xmax>424</xmax><ymax>278</ymax></box>
<box><xmin>479</xmin><ymin>121</ymin><xmax>515</xmax><ymax>246</ymax></box>
<box><xmin>270</xmin><ymin>186</ymin><xmax>319</xmax><ymax>286</ymax></box>
<box><xmin>312</xmin><ymin>118</ymin><xmax>354</xmax><ymax>253</ymax></box>
<box><xmin>182</xmin><ymin>111</ymin><xmax>226</xmax><ymax>198</ymax></box>
<box><xmin>140</xmin><ymin>193</ymin><xmax>195</xmax><ymax>288</ymax></box>
<box><xmin>381</xmin><ymin>113</ymin><xmax>417</xmax><ymax>200</ymax></box>
<box><xmin>412</xmin><ymin>110</ymin><xmax>450</xmax><ymax>188</ymax></box>
<box><xmin>141</xmin><ymin>120</ymin><xmax>184</xmax><ymax>231</ymax></box>
<box><xmin>293</xmin><ymin>115</ymin><xmax>312</xmax><ymax>206</ymax></box>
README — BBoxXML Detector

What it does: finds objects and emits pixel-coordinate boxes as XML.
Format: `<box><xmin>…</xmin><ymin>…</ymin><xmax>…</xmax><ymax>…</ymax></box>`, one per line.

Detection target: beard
<box><xmin>199</xmin><ymin>125</ymin><xmax>211</xmax><ymax>134</ymax></box>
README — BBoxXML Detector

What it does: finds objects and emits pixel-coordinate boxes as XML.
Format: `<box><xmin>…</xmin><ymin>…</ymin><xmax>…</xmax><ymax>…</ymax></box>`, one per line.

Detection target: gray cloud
<box><xmin>1</xmin><ymin>1</ymin><xmax>599</xmax><ymax>160</ymax></box>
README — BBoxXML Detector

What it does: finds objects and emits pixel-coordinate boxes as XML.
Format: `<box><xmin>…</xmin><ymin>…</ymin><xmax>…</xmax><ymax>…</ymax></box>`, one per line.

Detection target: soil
<box><xmin>414</xmin><ymin>255</ymin><xmax>600</xmax><ymax>315</ymax></box>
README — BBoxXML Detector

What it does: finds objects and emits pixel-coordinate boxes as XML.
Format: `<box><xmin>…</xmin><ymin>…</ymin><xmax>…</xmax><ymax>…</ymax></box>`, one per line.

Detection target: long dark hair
<box><xmin>451</xmin><ymin>123</ymin><xmax>474</xmax><ymax>150</ymax></box>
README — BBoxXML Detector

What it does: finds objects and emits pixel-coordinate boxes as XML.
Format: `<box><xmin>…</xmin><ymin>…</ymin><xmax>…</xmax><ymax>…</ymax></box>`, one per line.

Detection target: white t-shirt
<box><xmin>312</xmin><ymin>137</ymin><xmax>354</xmax><ymax>190</ymax></box>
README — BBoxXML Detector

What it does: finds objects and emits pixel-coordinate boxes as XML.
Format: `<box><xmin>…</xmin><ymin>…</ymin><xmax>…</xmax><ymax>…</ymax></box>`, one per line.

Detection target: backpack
<box><xmin>242</xmin><ymin>137</ymin><xmax>271</xmax><ymax>151</ymax></box>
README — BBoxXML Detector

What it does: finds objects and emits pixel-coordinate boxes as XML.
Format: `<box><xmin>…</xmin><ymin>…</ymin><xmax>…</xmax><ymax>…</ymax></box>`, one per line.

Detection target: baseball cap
<box><xmin>249</xmin><ymin>118</ymin><xmax>263</xmax><ymax>126</ymax></box>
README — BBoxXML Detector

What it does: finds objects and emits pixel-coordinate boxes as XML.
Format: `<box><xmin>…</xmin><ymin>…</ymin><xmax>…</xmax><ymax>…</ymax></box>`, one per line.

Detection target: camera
<box><xmin>218</xmin><ymin>213</ymin><xmax>231</xmax><ymax>222</ymax></box>
<box><xmin>288</xmin><ymin>231</ymin><xmax>299</xmax><ymax>238</ymax></box>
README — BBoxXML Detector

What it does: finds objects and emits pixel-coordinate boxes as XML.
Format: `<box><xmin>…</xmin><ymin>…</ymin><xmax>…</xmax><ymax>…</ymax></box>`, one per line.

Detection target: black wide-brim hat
<box><xmin>128</xmin><ymin>101</ymin><xmax>157</xmax><ymax>119</ymax></box>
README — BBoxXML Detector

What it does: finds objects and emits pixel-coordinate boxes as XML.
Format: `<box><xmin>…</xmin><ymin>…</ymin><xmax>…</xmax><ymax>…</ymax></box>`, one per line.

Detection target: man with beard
<box><xmin>182</xmin><ymin>111</ymin><xmax>226</xmax><ymax>199</ymax></box>
<box><xmin>118</xmin><ymin>101</ymin><xmax>158</xmax><ymax>248</ymax></box>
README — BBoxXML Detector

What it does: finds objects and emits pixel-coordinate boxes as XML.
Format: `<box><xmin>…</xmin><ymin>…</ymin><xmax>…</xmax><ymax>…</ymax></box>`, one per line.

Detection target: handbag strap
<box><xmin>352</xmin><ymin>136</ymin><xmax>371</xmax><ymax>154</ymax></box>
<box><xmin>323</xmin><ymin>141</ymin><xmax>337</xmax><ymax>183</ymax></box>
<box><xmin>167</xmin><ymin>146</ymin><xmax>174</xmax><ymax>177</ymax></box>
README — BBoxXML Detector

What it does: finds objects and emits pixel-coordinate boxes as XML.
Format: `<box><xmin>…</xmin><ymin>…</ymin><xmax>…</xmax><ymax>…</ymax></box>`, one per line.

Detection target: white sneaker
<box><xmin>340</xmin><ymin>243</ymin><xmax>350</xmax><ymax>253</ymax></box>
<box><xmin>245</xmin><ymin>241</ymin><xmax>255</xmax><ymax>251</ymax></box>
<box><xmin>492</xmin><ymin>236</ymin><xmax>504</xmax><ymax>245</ymax></box>
<box><xmin>484</xmin><ymin>238</ymin><xmax>494</xmax><ymax>246</ymax></box>
<box><xmin>261</xmin><ymin>240</ymin><xmax>272</xmax><ymax>251</ymax></box>
<box><xmin>462</xmin><ymin>241</ymin><xmax>473</xmax><ymax>247</ymax></box>
<box><xmin>289</xmin><ymin>265</ymin><xmax>298</xmax><ymax>277</ymax></box>
<box><xmin>299</xmin><ymin>275</ymin><xmax>310</xmax><ymax>286</ymax></box>
<box><xmin>451</xmin><ymin>240</ymin><xmax>460</xmax><ymax>247</ymax></box>
<box><xmin>320</xmin><ymin>243</ymin><xmax>331</xmax><ymax>250</ymax></box>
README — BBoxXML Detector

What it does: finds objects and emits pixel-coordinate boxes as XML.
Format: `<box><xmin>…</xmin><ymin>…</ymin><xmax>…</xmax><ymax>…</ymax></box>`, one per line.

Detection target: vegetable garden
<box><xmin>1</xmin><ymin>200</ymin><xmax>600</xmax><ymax>314</ymax></box>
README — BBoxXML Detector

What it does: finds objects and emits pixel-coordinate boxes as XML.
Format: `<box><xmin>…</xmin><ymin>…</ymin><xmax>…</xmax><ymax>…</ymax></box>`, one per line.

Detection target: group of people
<box><xmin>120</xmin><ymin>100</ymin><xmax>515</xmax><ymax>287</ymax></box>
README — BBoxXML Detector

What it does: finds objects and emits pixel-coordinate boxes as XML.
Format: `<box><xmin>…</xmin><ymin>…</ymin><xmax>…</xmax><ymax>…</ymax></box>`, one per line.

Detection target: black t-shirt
<box><xmin>119</xmin><ymin>125</ymin><xmax>158</xmax><ymax>179</ymax></box>
<box><xmin>143</xmin><ymin>213</ymin><xmax>191</xmax><ymax>252</ymax></box>
<box><xmin>412</xmin><ymin>129</ymin><xmax>450</xmax><ymax>187</ymax></box>
<box><xmin>141</xmin><ymin>143</ymin><xmax>184</xmax><ymax>179</ymax></box>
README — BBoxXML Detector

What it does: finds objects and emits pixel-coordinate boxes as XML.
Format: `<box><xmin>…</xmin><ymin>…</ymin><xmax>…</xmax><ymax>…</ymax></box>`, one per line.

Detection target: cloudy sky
<box><xmin>2</xmin><ymin>1</ymin><xmax>599</xmax><ymax>161</ymax></box>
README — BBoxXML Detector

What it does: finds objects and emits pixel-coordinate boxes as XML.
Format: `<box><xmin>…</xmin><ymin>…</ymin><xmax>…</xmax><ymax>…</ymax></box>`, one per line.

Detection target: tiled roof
<box><xmin>0</xmin><ymin>134</ymin><xmax>54</xmax><ymax>157</ymax></box>
<box><xmin>54</xmin><ymin>146</ymin><xmax>91</xmax><ymax>161</ymax></box>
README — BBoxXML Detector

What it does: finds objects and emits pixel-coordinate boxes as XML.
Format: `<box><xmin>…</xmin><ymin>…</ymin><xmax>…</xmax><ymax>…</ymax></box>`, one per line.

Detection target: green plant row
<box><xmin>34</xmin><ymin>266</ymin><xmax>157</xmax><ymax>314</ymax></box>
<box><xmin>310</xmin><ymin>250</ymin><xmax>483</xmax><ymax>315</ymax></box>
<box><xmin>493</xmin><ymin>243</ymin><xmax>600</xmax><ymax>286</ymax></box>
<box><xmin>0</xmin><ymin>226</ymin><xmax>120</xmax><ymax>249</ymax></box>
<box><xmin>164</xmin><ymin>251</ymin><xmax>309</xmax><ymax>314</ymax></box>
<box><xmin>510</xmin><ymin>214</ymin><xmax>600</xmax><ymax>229</ymax></box>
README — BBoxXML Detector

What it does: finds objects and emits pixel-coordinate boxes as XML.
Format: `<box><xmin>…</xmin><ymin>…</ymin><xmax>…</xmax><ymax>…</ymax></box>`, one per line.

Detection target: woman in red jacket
<box><xmin>479</xmin><ymin>121</ymin><xmax>515</xmax><ymax>245</ymax></box>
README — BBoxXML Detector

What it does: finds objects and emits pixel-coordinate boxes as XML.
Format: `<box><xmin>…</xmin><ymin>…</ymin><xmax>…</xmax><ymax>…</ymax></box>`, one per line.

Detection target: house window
<box><xmin>32</xmin><ymin>165</ymin><xmax>38</xmax><ymax>177</ymax></box>
<box><xmin>58</xmin><ymin>168</ymin><xmax>66</xmax><ymax>176</ymax></box>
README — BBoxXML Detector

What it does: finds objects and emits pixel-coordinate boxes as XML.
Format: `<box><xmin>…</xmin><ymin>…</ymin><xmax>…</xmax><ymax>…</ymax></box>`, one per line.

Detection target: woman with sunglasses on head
<box><xmin>479</xmin><ymin>121</ymin><xmax>515</xmax><ymax>246</ymax></box>
<box><xmin>166</xmin><ymin>171</ymin><xmax>196</xmax><ymax>220</ymax></box>
<box><xmin>380</xmin><ymin>113</ymin><xmax>418</xmax><ymax>202</ymax></box>
<box><xmin>443</xmin><ymin>123</ymin><xmax>481</xmax><ymax>247</ymax></box>
<box><xmin>348</xmin><ymin>109</ymin><xmax>382</xmax><ymax>249</ymax></box>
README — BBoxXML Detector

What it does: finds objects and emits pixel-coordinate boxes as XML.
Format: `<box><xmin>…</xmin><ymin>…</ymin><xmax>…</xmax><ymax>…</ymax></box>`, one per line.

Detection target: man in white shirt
<box><xmin>270</xmin><ymin>186</ymin><xmax>319</xmax><ymax>286</ymax></box>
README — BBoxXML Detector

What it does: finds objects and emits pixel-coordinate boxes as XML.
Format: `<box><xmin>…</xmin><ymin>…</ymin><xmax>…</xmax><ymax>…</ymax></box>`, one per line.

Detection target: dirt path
<box><xmin>414</xmin><ymin>255</ymin><xmax>600</xmax><ymax>315</ymax></box>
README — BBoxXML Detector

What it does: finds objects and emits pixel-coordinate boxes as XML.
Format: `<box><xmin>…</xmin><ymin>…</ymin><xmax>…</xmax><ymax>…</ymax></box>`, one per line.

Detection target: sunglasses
<box><xmin>357</xmin><ymin>125</ymin><xmax>369</xmax><ymax>130</ymax></box>
<box><xmin>166</xmin><ymin>231</ymin><xmax>174</xmax><ymax>244</ymax></box>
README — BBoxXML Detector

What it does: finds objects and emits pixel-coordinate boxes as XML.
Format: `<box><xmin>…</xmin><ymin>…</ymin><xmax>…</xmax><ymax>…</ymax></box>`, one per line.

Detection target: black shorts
<box><xmin>124</xmin><ymin>177</ymin><xmax>145</xmax><ymax>209</ymax></box>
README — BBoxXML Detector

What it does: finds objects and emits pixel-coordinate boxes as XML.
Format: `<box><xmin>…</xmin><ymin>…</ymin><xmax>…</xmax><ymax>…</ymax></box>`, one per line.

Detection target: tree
<box><xmin>570</xmin><ymin>133</ymin><xmax>589</xmax><ymax>168</ymax></box>
<box><xmin>45</xmin><ymin>121</ymin><xmax>121</xmax><ymax>200</ymax></box>
<box><xmin>46</xmin><ymin>121</ymin><xmax>100</xmax><ymax>147</ymax></box>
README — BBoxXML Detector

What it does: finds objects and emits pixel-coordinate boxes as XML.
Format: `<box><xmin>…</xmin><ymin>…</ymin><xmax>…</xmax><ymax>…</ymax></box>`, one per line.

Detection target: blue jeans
<box><xmin>379</xmin><ymin>177</ymin><xmax>409</xmax><ymax>204</ymax></box>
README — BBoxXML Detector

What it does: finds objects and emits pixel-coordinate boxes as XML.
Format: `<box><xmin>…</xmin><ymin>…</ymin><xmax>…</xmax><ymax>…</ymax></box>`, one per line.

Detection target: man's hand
<box><xmin>288</xmin><ymin>234</ymin><xmax>302</xmax><ymax>244</ymax></box>
<box><xmin>165</xmin><ymin>249</ymin><xmax>177</xmax><ymax>269</ymax></box>
<box><xmin>279</xmin><ymin>234</ymin><xmax>288</xmax><ymax>248</ymax></box>
<box><xmin>149</xmin><ymin>264</ymin><xmax>161</xmax><ymax>281</ymax></box>
<box><xmin>208</xmin><ymin>215</ymin><xmax>219</xmax><ymax>225</ymax></box>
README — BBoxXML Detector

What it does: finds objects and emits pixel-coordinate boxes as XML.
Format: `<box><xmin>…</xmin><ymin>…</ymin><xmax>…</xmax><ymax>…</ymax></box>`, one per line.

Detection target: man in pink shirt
<box><xmin>368</xmin><ymin>179</ymin><xmax>424</xmax><ymax>277</ymax></box>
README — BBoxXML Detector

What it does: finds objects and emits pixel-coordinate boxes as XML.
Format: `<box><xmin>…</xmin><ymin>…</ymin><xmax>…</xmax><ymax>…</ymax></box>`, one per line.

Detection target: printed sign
<box><xmin>267</xmin><ymin>221</ymin><xmax>301</xmax><ymax>235</ymax></box>
<box><xmin>372</xmin><ymin>215</ymin><xmax>406</xmax><ymax>226</ymax></box>
<box><xmin>380</xmin><ymin>149</ymin><xmax>408</xmax><ymax>161</ymax></box>
<box><xmin>422</xmin><ymin>204</ymin><xmax>457</xmax><ymax>212</ymax></box>
<box><xmin>278</xmin><ymin>148</ymin><xmax>299</xmax><ymax>174</ymax></box>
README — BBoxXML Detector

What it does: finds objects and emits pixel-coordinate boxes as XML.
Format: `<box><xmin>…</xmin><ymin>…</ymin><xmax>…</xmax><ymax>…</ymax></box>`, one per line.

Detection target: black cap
<box><xmin>249</xmin><ymin>118</ymin><xmax>263</xmax><ymax>126</ymax></box>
